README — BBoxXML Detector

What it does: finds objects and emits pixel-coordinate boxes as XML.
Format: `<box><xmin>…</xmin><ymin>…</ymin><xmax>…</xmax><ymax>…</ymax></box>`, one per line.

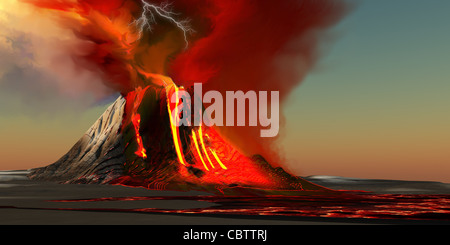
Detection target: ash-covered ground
<box><xmin>0</xmin><ymin>170</ymin><xmax>449</xmax><ymax>225</ymax></box>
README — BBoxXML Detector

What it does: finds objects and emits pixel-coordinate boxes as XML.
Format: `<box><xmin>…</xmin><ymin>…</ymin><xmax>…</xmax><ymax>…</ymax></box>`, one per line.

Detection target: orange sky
<box><xmin>0</xmin><ymin>105</ymin><xmax>109</xmax><ymax>171</ymax></box>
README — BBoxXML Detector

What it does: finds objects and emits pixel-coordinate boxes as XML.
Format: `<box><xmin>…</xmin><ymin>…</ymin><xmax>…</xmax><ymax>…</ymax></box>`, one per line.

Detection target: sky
<box><xmin>0</xmin><ymin>0</ymin><xmax>449</xmax><ymax>182</ymax></box>
<box><xmin>282</xmin><ymin>0</ymin><xmax>450</xmax><ymax>182</ymax></box>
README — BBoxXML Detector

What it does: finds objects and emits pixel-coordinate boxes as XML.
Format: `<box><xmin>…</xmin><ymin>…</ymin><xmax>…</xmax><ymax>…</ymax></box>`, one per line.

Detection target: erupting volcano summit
<box><xmin>24</xmin><ymin>0</ymin><xmax>349</xmax><ymax>195</ymax></box>
<box><xmin>29</xmin><ymin>77</ymin><xmax>329</xmax><ymax>194</ymax></box>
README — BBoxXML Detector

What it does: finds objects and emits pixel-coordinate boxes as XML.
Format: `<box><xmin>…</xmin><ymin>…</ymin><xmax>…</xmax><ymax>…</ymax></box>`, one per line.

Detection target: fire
<box><xmin>191</xmin><ymin>126</ymin><xmax>228</xmax><ymax>172</ymax></box>
<box><xmin>209</xmin><ymin>148</ymin><xmax>227</xmax><ymax>170</ymax></box>
<box><xmin>119</xmin><ymin>73</ymin><xmax>284</xmax><ymax>190</ymax></box>
<box><xmin>164</xmin><ymin>79</ymin><xmax>187</xmax><ymax>166</ymax></box>
<box><xmin>191</xmin><ymin>130</ymin><xmax>209</xmax><ymax>171</ymax></box>
<box><xmin>132</xmin><ymin>114</ymin><xmax>147</xmax><ymax>158</ymax></box>
<box><xmin>198</xmin><ymin>125</ymin><xmax>217</xmax><ymax>170</ymax></box>
<box><xmin>123</xmin><ymin>70</ymin><xmax>254</xmax><ymax>187</ymax></box>
<box><xmin>159</xmin><ymin>74</ymin><xmax>229</xmax><ymax>173</ymax></box>
<box><xmin>19</xmin><ymin>0</ymin><xmax>347</xmax><ymax>194</ymax></box>
<box><xmin>125</xmin><ymin>73</ymin><xmax>190</xmax><ymax>167</ymax></box>
<box><xmin>127</xmin><ymin>86</ymin><xmax>150</xmax><ymax>159</ymax></box>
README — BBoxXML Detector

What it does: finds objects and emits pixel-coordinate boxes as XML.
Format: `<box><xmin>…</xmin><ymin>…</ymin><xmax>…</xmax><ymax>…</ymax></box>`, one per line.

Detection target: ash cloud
<box><xmin>169</xmin><ymin>0</ymin><xmax>352</xmax><ymax>166</ymax></box>
<box><xmin>0</xmin><ymin>0</ymin><xmax>116</xmax><ymax>116</ymax></box>
<box><xmin>0</xmin><ymin>0</ymin><xmax>352</xmax><ymax>170</ymax></box>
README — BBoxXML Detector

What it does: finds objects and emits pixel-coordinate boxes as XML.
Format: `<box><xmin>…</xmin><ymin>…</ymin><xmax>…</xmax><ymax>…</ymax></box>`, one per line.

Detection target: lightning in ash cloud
<box><xmin>132</xmin><ymin>0</ymin><xmax>194</xmax><ymax>49</ymax></box>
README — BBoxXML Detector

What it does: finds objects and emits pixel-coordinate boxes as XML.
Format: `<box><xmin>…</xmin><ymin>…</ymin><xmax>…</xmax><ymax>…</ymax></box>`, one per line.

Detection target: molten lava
<box><xmin>165</xmin><ymin>83</ymin><xmax>187</xmax><ymax>166</ymax></box>
<box><xmin>127</xmin><ymin>86</ymin><xmax>150</xmax><ymax>159</ymax></box>
<box><xmin>113</xmin><ymin>74</ymin><xmax>330</xmax><ymax>194</ymax></box>
<box><xmin>21</xmin><ymin>0</ymin><xmax>349</xmax><ymax>195</ymax></box>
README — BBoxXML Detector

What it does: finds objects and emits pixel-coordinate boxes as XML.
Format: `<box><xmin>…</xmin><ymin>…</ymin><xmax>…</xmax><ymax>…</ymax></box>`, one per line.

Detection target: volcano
<box><xmin>29</xmin><ymin>96</ymin><xmax>126</xmax><ymax>185</ymax></box>
<box><xmin>28</xmin><ymin>80</ymin><xmax>330</xmax><ymax>195</ymax></box>
<box><xmin>22</xmin><ymin>0</ymin><xmax>349</xmax><ymax>196</ymax></box>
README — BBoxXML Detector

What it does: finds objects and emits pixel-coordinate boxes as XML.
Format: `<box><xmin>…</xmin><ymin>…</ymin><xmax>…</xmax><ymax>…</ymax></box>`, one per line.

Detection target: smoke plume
<box><xmin>7</xmin><ymin>0</ymin><xmax>350</xmax><ymax>167</ymax></box>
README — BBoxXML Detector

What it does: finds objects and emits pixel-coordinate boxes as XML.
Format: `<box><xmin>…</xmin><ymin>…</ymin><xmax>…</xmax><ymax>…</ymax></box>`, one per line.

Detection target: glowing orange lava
<box><xmin>128</xmin><ymin>86</ymin><xmax>149</xmax><ymax>159</ymax></box>
<box><xmin>164</xmin><ymin>79</ymin><xmax>187</xmax><ymax>166</ymax></box>
<box><xmin>198</xmin><ymin>125</ymin><xmax>217</xmax><ymax>170</ymax></box>
<box><xmin>192</xmin><ymin>130</ymin><xmax>209</xmax><ymax>171</ymax></box>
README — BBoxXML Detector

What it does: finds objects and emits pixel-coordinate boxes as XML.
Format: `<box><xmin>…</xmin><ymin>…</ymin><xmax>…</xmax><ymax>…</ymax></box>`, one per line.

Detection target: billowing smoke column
<box><xmin>170</xmin><ymin>0</ymin><xmax>349</xmax><ymax>166</ymax></box>
<box><xmin>22</xmin><ymin>0</ymin><xmax>349</xmax><ymax>193</ymax></box>
<box><xmin>22</xmin><ymin>0</ymin><xmax>348</xmax><ymax>165</ymax></box>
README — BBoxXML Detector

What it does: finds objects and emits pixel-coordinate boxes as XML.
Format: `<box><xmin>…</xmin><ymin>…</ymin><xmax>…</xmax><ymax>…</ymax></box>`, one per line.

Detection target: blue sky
<box><xmin>282</xmin><ymin>0</ymin><xmax>450</xmax><ymax>181</ymax></box>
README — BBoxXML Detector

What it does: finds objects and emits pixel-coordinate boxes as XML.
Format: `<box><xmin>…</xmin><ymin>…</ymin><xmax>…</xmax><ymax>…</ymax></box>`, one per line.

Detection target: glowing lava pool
<box><xmin>52</xmin><ymin>193</ymin><xmax>450</xmax><ymax>222</ymax></box>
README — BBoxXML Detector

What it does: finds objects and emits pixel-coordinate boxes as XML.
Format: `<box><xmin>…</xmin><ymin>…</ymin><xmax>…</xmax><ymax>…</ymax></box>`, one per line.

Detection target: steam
<box><xmin>169</xmin><ymin>0</ymin><xmax>351</xmax><ymax>166</ymax></box>
<box><xmin>3</xmin><ymin>0</ymin><xmax>351</xmax><ymax>168</ymax></box>
<box><xmin>0</xmin><ymin>0</ymin><xmax>116</xmax><ymax>115</ymax></box>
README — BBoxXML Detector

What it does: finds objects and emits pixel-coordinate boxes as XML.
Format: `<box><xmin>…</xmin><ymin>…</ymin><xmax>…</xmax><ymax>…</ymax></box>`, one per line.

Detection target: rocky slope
<box><xmin>28</xmin><ymin>96</ymin><xmax>126</xmax><ymax>184</ymax></box>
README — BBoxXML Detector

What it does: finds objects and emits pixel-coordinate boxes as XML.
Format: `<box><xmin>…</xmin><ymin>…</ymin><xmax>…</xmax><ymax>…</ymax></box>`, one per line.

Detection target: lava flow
<box><xmin>21</xmin><ymin>0</ymin><xmax>350</xmax><ymax>194</ymax></box>
<box><xmin>116</xmin><ymin>76</ymin><xmax>326</xmax><ymax>194</ymax></box>
<box><xmin>125</xmin><ymin>86</ymin><xmax>150</xmax><ymax>159</ymax></box>
<box><xmin>49</xmin><ymin>194</ymin><xmax>450</xmax><ymax>222</ymax></box>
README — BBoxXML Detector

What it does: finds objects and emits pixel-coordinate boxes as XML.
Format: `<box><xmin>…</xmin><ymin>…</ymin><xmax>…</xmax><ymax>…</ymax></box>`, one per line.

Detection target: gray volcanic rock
<box><xmin>28</xmin><ymin>96</ymin><xmax>126</xmax><ymax>184</ymax></box>
<box><xmin>304</xmin><ymin>175</ymin><xmax>450</xmax><ymax>194</ymax></box>
<box><xmin>26</xmin><ymin>91</ymin><xmax>328</xmax><ymax>193</ymax></box>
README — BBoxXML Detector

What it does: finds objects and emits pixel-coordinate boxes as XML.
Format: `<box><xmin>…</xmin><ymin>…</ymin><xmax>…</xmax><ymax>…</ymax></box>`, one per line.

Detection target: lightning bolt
<box><xmin>132</xmin><ymin>0</ymin><xmax>194</xmax><ymax>49</ymax></box>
